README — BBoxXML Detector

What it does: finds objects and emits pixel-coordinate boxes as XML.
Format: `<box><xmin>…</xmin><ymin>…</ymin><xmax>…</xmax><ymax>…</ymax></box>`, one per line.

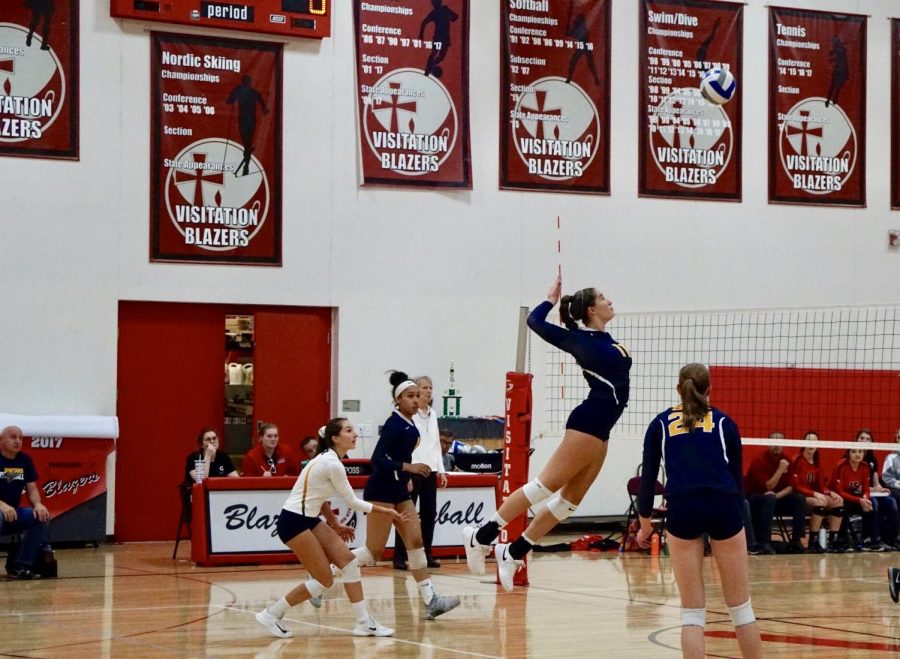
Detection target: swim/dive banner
<box><xmin>0</xmin><ymin>0</ymin><xmax>79</xmax><ymax>159</ymax></box>
<box><xmin>150</xmin><ymin>33</ymin><xmax>282</xmax><ymax>264</ymax></box>
<box><xmin>639</xmin><ymin>0</ymin><xmax>742</xmax><ymax>201</ymax></box>
<box><xmin>768</xmin><ymin>7</ymin><xmax>866</xmax><ymax>207</ymax></box>
<box><xmin>500</xmin><ymin>0</ymin><xmax>611</xmax><ymax>194</ymax></box>
<box><xmin>893</xmin><ymin>19</ymin><xmax>900</xmax><ymax>210</ymax></box>
<box><xmin>353</xmin><ymin>0</ymin><xmax>472</xmax><ymax>189</ymax></box>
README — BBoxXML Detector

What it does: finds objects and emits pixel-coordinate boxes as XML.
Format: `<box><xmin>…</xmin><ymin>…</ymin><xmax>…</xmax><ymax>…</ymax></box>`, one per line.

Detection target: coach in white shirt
<box><xmin>393</xmin><ymin>376</ymin><xmax>447</xmax><ymax>569</ymax></box>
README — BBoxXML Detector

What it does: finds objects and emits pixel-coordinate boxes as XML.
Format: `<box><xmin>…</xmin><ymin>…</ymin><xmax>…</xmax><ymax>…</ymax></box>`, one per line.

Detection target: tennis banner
<box><xmin>0</xmin><ymin>0</ymin><xmax>78</xmax><ymax>160</ymax></box>
<box><xmin>768</xmin><ymin>7</ymin><xmax>866</xmax><ymax>207</ymax></box>
<box><xmin>500</xmin><ymin>0</ymin><xmax>611</xmax><ymax>194</ymax></box>
<box><xmin>150</xmin><ymin>32</ymin><xmax>282</xmax><ymax>264</ymax></box>
<box><xmin>638</xmin><ymin>0</ymin><xmax>742</xmax><ymax>201</ymax></box>
<box><xmin>893</xmin><ymin>19</ymin><xmax>900</xmax><ymax>210</ymax></box>
<box><xmin>353</xmin><ymin>0</ymin><xmax>472</xmax><ymax>189</ymax></box>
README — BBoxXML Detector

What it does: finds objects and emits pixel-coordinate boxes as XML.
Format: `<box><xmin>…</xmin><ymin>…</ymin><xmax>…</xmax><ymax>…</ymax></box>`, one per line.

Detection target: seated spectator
<box><xmin>184</xmin><ymin>428</ymin><xmax>238</xmax><ymax>483</ymax></box>
<box><xmin>856</xmin><ymin>429</ymin><xmax>899</xmax><ymax>549</ymax></box>
<box><xmin>242</xmin><ymin>421</ymin><xmax>300</xmax><ymax>477</ymax></box>
<box><xmin>0</xmin><ymin>426</ymin><xmax>50</xmax><ymax>580</ymax></box>
<box><xmin>882</xmin><ymin>429</ymin><xmax>900</xmax><ymax>511</ymax></box>
<box><xmin>832</xmin><ymin>447</ymin><xmax>891</xmax><ymax>551</ymax></box>
<box><xmin>440</xmin><ymin>430</ymin><xmax>457</xmax><ymax>472</ymax></box>
<box><xmin>790</xmin><ymin>431</ymin><xmax>843</xmax><ymax>553</ymax></box>
<box><xmin>745</xmin><ymin>433</ymin><xmax>805</xmax><ymax>554</ymax></box>
<box><xmin>300</xmin><ymin>435</ymin><xmax>318</xmax><ymax>461</ymax></box>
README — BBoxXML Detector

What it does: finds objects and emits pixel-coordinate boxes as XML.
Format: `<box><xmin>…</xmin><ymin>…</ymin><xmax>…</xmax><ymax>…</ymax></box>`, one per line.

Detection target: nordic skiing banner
<box><xmin>500</xmin><ymin>0</ymin><xmax>610</xmax><ymax>194</ymax></box>
<box><xmin>0</xmin><ymin>0</ymin><xmax>78</xmax><ymax>160</ymax></box>
<box><xmin>353</xmin><ymin>0</ymin><xmax>471</xmax><ymax>188</ymax></box>
<box><xmin>893</xmin><ymin>19</ymin><xmax>900</xmax><ymax>210</ymax></box>
<box><xmin>768</xmin><ymin>7</ymin><xmax>866</xmax><ymax>207</ymax></box>
<box><xmin>151</xmin><ymin>33</ymin><xmax>282</xmax><ymax>264</ymax></box>
<box><xmin>639</xmin><ymin>0</ymin><xmax>742</xmax><ymax>201</ymax></box>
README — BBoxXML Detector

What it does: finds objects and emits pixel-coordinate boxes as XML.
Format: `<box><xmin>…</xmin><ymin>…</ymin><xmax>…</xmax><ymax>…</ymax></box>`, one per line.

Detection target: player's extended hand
<box><xmin>334</xmin><ymin>524</ymin><xmax>355</xmax><ymax>542</ymax></box>
<box><xmin>636</xmin><ymin>518</ymin><xmax>653</xmax><ymax>549</ymax></box>
<box><xmin>547</xmin><ymin>274</ymin><xmax>562</xmax><ymax>305</ymax></box>
<box><xmin>437</xmin><ymin>472</ymin><xmax>448</xmax><ymax>488</ymax></box>
<box><xmin>405</xmin><ymin>463</ymin><xmax>431</xmax><ymax>477</ymax></box>
<box><xmin>391</xmin><ymin>509</ymin><xmax>410</xmax><ymax>524</ymax></box>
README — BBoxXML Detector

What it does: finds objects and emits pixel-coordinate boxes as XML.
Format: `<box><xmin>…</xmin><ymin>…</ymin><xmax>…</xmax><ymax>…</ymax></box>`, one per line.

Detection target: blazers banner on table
<box><xmin>353</xmin><ymin>0</ymin><xmax>471</xmax><ymax>188</ymax></box>
<box><xmin>500</xmin><ymin>0</ymin><xmax>611</xmax><ymax>194</ymax></box>
<box><xmin>0</xmin><ymin>0</ymin><xmax>78</xmax><ymax>160</ymax></box>
<box><xmin>768</xmin><ymin>7</ymin><xmax>866</xmax><ymax>207</ymax></box>
<box><xmin>639</xmin><ymin>0</ymin><xmax>742</xmax><ymax>201</ymax></box>
<box><xmin>150</xmin><ymin>32</ymin><xmax>282</xmax><ymax>264</ymax></box>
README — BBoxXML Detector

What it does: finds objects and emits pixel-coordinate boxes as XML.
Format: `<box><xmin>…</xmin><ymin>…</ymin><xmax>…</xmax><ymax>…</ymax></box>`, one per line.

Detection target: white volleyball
<box><xmin>699</xmin><ymin>67</ymin><xmax>737</xmax><ymax>105</ymax></box>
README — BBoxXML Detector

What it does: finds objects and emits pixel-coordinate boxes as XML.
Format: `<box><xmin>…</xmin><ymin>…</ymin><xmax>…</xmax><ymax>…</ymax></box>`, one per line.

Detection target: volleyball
<box><xmin>699</xmin><ymin>67</ymin><xmax>737</xmax><ymax>105</ymax></box>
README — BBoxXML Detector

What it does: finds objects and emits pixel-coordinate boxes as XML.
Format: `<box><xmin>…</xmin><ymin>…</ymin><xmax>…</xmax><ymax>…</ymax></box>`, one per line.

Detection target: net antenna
<box><xmin>515</xmin><ymin>306</ymin><xmax>531</xmax><ymax>374</ymax></box>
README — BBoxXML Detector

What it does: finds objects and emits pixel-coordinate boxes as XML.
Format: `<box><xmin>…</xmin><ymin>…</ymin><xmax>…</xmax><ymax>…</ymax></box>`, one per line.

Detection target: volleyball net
<box><xmin>535</xmin><ymin>304</ymin><xmax>900</xmax><ymax>464</ymax></box>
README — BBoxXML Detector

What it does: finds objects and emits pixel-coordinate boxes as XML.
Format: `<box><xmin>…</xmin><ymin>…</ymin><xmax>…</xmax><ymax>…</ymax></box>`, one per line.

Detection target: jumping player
<box><xmin>352</xmin><ymin>371</ymin><xmax>460</xmax><ymax>620</ymax></box>
<box><xmin>255</xmin><ymin>418</ymin><xmax>404</xmax><ymax>638</ymax></box>
<box><xmin>464</xmin><ymin>274</ymin><xmax>631</xmax><ymax>590</ymax></box>
<box><xmin>636</xmin><ymin>363</ymin><xmax>762</xmax><ymax>659</ymax></box>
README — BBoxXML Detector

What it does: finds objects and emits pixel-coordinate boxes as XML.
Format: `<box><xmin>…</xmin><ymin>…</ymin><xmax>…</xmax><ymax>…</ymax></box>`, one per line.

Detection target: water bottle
<box><xmin>818</xmin><ymin>527</ymin><xmax>827</xmax><ymax>550</ymax></box>
<box><xmin>194</xmin><ymin>459</ymin><xmax>206</xmax><ymax>483</ymax></box>
<box><xmin>651</xmin><ymin>532</ymin><xmax>660</xmax><ymax>557</ymax></box>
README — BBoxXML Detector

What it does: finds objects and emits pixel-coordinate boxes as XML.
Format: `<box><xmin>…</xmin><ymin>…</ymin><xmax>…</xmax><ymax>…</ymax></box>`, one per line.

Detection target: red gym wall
<box><xmin>116</xmin><ymin>301</ymin><xmax>331</xmax><ymax>542</ymax></box>
<box><xmin>711</xmin><ymin>366</ymin><xmax>900</xmax><ymax>483</ymax></box>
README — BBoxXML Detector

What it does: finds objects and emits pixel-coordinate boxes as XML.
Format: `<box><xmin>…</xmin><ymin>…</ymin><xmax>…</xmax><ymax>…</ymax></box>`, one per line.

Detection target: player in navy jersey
<box><xmin>352</xmin><ymin>371</ymin><xmax>460</xmax><ymax>620</ymax></box>
<box><xmin>464</xmin><ymin>275</ymin><xmax>631</xmax><ymax>591</ymax></box>
<box><xmin>636</xmin><ymin>363</ymin><xmax>762</xmax><ymax>659</ymax></box>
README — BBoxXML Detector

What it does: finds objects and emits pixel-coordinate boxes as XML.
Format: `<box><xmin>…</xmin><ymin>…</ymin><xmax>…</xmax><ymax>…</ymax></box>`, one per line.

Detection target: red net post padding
<box><xmin>498</xmin><ymin>371</ymin><xmax>532</xmax><ymax>587</ymax></box>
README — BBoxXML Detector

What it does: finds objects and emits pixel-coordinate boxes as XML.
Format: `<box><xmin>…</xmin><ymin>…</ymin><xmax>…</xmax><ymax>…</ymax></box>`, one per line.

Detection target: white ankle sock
<box><xmin>267</xmin><ymin>597</ymin><xmax>290</xmax><ymax>618</ymax></box>
<box><xmin>417</xmin><ymin>578</ymin><xmax>436</xmax><ymax>605</ymax></box>
<box><xmin>351</xmin><ymin>600</ymin><xmax>370</xmax><ymax>624</ymax></box>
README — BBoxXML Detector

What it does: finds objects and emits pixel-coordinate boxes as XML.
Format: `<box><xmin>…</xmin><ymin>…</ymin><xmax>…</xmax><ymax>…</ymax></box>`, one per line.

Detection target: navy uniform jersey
<box><xmin>637</xmin><ymin>406</ymin><xmax>743</xmax><ymax>518</ymax></box>
<box><xmin>364</xmin><ymin>410</ymin><xmax>421</xmax><ymax>504</ymax></box>
<box><xmin>527</xmin><ymin>300</ymin><xmax>631</xmax><ymax>408</ymax></box>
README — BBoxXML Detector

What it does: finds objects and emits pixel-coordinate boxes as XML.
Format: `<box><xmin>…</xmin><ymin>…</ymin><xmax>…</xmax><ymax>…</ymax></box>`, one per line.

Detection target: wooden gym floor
<box><xmin>2</xmin><ymin>540</ymin><xmax>899</xmax><ymax>658</ymax></box>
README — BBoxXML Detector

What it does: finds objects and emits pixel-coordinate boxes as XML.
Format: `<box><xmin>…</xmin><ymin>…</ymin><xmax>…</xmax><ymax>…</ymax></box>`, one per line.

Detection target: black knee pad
<box><xmin>812</xmin><ymin>506</ymin><xmax>828</xmax><ymax>516</ymax></box>
<box><xmin>829</xmin><ymin>506</ymin><xmax>845</xmax><ymax>518</ymax></box>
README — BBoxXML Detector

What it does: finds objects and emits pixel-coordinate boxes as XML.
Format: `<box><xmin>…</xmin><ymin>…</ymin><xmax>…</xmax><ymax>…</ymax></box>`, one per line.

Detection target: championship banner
<box><xmin>639</xmin><ymin>0</ymin><xmax>742</xmax><ymax>200</ymax></box>
<box><xmin>893</xmin><ymin>19</ymin><xmax>900</xmax><ymax>210</ymax></box>
<box><xmin>0</xmin><ymin>0</ymin><xmax>78</xmax><ymax>159</ymax></box>
<box><xmin>26</xmin><ymin>436</ymin><xmax>113</xmax><ymax>519</ymax></box>
<box><xmin>353</xmin><ymin>0</ymin><xmax>471</xmax><ymax>188</ymax></box>
<box><xmin>500</xmin><ymin>0</ymin><xmax>610</xmax><ymax>194</ymax></box>
<box><xmin>151</xmin><ymin>33</ymin><xmax>282</xmax><ymax>264</ymax></box>
<box><xmin>768</xmin><ymin>7</ymin><xmax>866</xmax><ymax>207</ymax></box>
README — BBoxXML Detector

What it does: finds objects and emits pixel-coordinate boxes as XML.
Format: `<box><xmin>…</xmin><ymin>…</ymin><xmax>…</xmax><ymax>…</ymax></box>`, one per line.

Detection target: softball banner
<box><xmin>150</xmin><ymin>33</ymin><xmax>282</xmax><ymax>264</ymax></box>
<box><xmin>353</xmin><ymin>0</ymin><xmax>471</xmax><ymax>189</ymax></box>
<box><xmin>0</xmin><ymin>0</ymin><xmax>78</xmax><ymax>160</ymax></box>
<box><xmin>768</xmin><ymin>7</ymin><xmax>866</xmax><ymax>207</ymax></box>
<box><xmin>893</xmin><ymin>19</ymin><xmax>900</xmax><ymax>210</ymax></box>
<box><xmin>639</xmin><ymin>0</ymin><xmax>742</xmax><ymax>201</ymax></box>
<box><xmin>500</xmin><ymin>0</ymin><xmax>610</xmax><ymax>194</ymax></box>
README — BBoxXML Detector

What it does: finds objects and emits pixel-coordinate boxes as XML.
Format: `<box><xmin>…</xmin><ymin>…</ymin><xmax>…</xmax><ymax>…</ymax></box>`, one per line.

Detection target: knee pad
<box><xmin>407</xmin><ymin>547</ymin><xmax>427</xmax><ymax>570</ymax></box>
<box><xmin>339</xmin><ymin>558</ymin><xmax>361</xmax><ymax>584</ymax></box>
<box><xmin>681</xmin><ymin>607</ymin><xmax>706</xmax><ymax>628</ymax></box>
<box><xmin>829</xmin><ymin>507</ymin><xmax>845</xmax><ymax>518</ymax></box>
<box><xmin>812</xmin><ymin>506</ymin><xmax>828</xmax><ymax>516</ymax></box>
<box><xmin>304</xmin><ymin>577</ymin><xmax>325</xmax><ymax>598</ymax></box>
<box><xmin>523</xmin><ymin>478</ymin><xmax>552</xmax><ymax>505</ymax></box>
<box><xmin>547</xmin><ymin>494</ymin><xmax>578</xmax><ymax>522</ymax></box>
<box><xmin>352</xmin><ymin>546</ymin><xmax>375</xmax><ymax>567</ymax></box>
<box><xmin>728</xmin><ymin>599</ymin><xmax>756</xmax><ymax>627</ymax></box>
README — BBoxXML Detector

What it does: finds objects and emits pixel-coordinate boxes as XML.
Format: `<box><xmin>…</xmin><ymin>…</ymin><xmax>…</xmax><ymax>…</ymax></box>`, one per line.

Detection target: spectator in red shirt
<box><xmin>831</xmin><ymin>448</ymin><xmax>890</xmax><ymax>551</ymax></box>
<box><xmin>789</xmin><ymin>431</ymin><xmax>843</xmax><ymax>553</ymax></box>
<box><xmin>854</xmin><ymin>430</ymin><xmax>899</xmax><ymax>549</ymax></box>
<box><xmin>745</xmin><ymin>432</ymin><xmax>805</xmax><ymax>554</ymax></box>
<box><xmin>242</xmin><ymin>421</ymin><xmax>300</xmax><ymax>478</ymax></box>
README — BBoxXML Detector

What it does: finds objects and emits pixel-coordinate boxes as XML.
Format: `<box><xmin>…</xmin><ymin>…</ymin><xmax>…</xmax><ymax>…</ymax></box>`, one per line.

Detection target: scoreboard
<box><xmin>111</xmin><ymin>0</ymin><xmax>330</xmax><ymax>39</ymax></box>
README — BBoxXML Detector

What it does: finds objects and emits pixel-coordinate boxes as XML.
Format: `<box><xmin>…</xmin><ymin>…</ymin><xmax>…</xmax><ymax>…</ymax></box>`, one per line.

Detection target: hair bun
<box><xmin>389</xmin><ymin>370</ymin><xmax>409</xmax><ymax>387</ymax></box>
<box><xmin>317</xmin><ymin>425</ymin><xmax>326</xmax><ymax>439</ymax></box>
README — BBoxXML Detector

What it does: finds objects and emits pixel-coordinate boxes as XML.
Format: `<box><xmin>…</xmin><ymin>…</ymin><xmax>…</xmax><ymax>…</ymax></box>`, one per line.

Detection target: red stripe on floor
<box><xmin>705</xmin><ymin>630</ymin><xmax>900</xmax><ymax>652</ymax></box>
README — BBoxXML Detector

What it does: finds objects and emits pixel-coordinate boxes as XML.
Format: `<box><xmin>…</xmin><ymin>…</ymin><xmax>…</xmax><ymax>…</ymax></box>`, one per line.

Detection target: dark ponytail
<box><xmin>317</xmin><ymin>417</ymin><xmax>348</xmax><ymax>455</ymax></box>
<box><xmin>559</xmin><ymin>287</ymin><xmax>596</xmax><ymax>330</ymax></box>
<box><xmin>679</xmin><ymin>363</ymin><xmax>711</xmax><ymax>431</ymax></box>
<box><xmin>388</xmin><ymin>370</ymin><xmax>411</xmax><ymax>399</ymax></box>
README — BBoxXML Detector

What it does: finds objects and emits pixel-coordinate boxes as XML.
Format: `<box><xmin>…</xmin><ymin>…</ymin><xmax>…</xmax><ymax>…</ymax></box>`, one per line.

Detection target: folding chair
<box><xmin>624</xmin><ymin>474</ymin><xmax>667</xmax><ymax>550</ymax></box>
<box><xmin>173</xmin><ymin>483</ymin><xmax>193</xmax><ymax>559</ymax></box>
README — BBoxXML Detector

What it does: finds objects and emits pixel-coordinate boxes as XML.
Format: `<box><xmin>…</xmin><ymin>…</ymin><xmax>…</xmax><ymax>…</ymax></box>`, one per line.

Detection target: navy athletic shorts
<box><xmin>363</xmin><ymin>472</ymin><xmax>412</xmax><ymax>504</ymax></box>
<box><xmin>565</xmin><ymin>398</ymin><xmax>625</xmax><ymax>440</ymax></box>
<box><xmin>276</xmin><ymin>509</ymin><xmax>320</xmax><ymax>544</ymax></box>
<box><xmin>665</xmin><ymin>490</ymin><xmax>744</xmax><ymax>541</ymax></box>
